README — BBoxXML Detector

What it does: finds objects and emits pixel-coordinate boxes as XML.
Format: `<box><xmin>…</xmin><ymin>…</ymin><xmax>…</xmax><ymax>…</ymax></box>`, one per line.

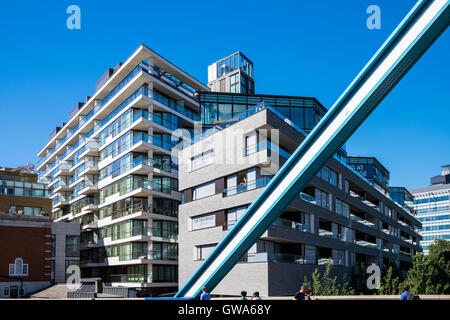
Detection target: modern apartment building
<box><xmin>177</xmin><ymin>102</ymin><xmax>422</xmax><ymax>296</ymax></box>
<box><xmin>0</xmin><ymin>167</ymin><xmax>51</xmax><ymax>215</ymax></box>
<box><xmin>36</xmin><ymin>44</ymin><xmax>209</xmax><ymax>296</ymax></box>
<box><xmin>0</xmin><ymin>212</ymin><xmax>80</xmax><ymax>298</ymax></box>
<box><xmin>411</xmin><ymin>165</ymin><xmax>450</xmax><ymax>254</ymax></box>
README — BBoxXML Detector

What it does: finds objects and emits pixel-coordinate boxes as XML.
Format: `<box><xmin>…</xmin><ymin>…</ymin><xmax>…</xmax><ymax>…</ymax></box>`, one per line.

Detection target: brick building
<box><xmin>0</xmin><ymin>213</ymin><xmax>80</xmax><ymax>298</ymax></box>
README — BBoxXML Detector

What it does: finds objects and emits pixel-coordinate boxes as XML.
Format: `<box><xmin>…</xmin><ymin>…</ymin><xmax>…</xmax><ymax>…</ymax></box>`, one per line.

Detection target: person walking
<box><xmin>240</xmin><ymin>291</ymin><xmax>248</xmax><ymax>300</ymax></box>
<box><xmin>200</xmin><ymin>287</ymin><xmax>211</xmax><ymax>300</ymax></box>
<box><xmin>293</xmin><ymin>285</ymin><xmax>307</xmax><ymax>300</ymax></box>
<box><xmin>251</xmin><ymin>291</ymin><xmax>262</xmax><ymax>300</ymax></box>
<box><xmin>400</xmin><ymin>285</ymin><xmax>411</xmax><ymax>300</ymax></box>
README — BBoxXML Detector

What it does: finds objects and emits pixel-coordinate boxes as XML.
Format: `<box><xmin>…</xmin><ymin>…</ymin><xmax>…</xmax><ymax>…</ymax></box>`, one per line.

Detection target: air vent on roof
<box><xmin>49</xmin><ymin>126</ymin><xmax>62</xmax><ymax>140</ymax></box>
<box><xmin>96</xmin><ymin>68</ymin><xmax>114</xmax><ymax>92</ymax></box>
<box><xmin>69</xmin><ymin>102</ymin><xmax>84</xmax><ymax>120</ymax></box>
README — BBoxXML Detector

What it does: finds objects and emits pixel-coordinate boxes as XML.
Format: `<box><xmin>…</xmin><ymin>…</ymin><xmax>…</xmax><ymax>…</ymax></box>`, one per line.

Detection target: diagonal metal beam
<box><xmin>175</xmin><ymin>0</ymin><xmax>449</xmax><ymax>299</ymax></box>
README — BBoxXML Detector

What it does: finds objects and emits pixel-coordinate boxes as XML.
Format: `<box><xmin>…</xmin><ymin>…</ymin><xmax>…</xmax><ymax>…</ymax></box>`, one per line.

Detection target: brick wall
<box><xmin>0</xmin><ymin>226</ymin><xmax>51</xmax><ymax>282</ymax></box>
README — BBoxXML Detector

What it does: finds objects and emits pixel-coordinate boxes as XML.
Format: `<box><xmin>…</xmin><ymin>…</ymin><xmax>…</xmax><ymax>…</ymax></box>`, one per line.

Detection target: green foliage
<box><xmin>378</xmin><ymin>266</ymin><xmax>401</xmax><ymax>295</ymax></box>
<box><xmin>403</xmin><ymin>240</ymin><xmax>450</xmax><ymax>295</ymax></box>
<box><xmin>305</xmin><ymin>262</ymin><xmax>355</xmax><ymax>296</ymax></box>
<box><xmin>428</xmin><ymin>239</ymin><xmax>450</xmax><ymax>260</ymax></box>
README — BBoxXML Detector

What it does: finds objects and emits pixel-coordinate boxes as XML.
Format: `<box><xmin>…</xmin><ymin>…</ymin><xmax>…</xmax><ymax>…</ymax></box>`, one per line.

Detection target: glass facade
<box><xmin>346</xmin><ymin>157</ymin><xmax>390</xmax><ymax>192</ymax></box>
<box><xmin>199</xmin><ymin>92</ymin><xmax>326</xmax><ymax>133</ymax></box>
<box><xmin>0</xmin><ymin>179</ymin><xmax>48</xmax><ymax>198</ymax></box>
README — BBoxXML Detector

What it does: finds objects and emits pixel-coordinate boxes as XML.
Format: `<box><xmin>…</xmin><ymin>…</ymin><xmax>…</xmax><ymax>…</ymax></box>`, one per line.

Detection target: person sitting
<box><xmin>293</xmin><ymin>285</ymin><xmax>306</xmax><ymax>300</ymax></box>
<box><xmin>251</xmin><ymin>291</ymin><xmax>262</xmax><ymax>300</ymax></box>
<box><xmin>240</xmin><ymin>291</ymin><xmax>248</xmax><ymax>300</ymax></box>
<box><xmin>305</xmin><ymin>289</ymin><xmax>316</xmax><ymax>300</ymax></box>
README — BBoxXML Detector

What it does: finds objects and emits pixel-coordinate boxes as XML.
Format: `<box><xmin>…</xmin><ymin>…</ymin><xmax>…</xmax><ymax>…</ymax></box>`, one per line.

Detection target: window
<box><xmin>152</xmin><ymin>265</ymin><xmax>177</xmax><ymax>283</ymax></box>
<box><xmin>9</xmin><ymin>258</ymin><xmax>28</xmax><ymax>276</ymax></box>
<box><xmin>191</xmin><ymin>213</ymin><xmax>216</xmax><ymax>230</ymax></box>
<box><xmin>226</xmin><ymin>206</ymin><xmax>247</xmax><ymax>229</ymax></box>
<box><xmin>196</xmin><ymin>244</ymin><xmax>217</xmax><ymax>260</ymax></box>
<box><xmin>65</xmin><ymin>235</ymin><xmax>80</xmax><ymax>257</ymax></box>
<box><xmin>192</xmin><ymin>181</ymin><xmax>215</xmax><ymax>200</ymax></box>
<box><xmin>332</xmin><ymin>249</ymin><xmax>345</xmax><ymax>266</ymax></box>
<box><xmin>336</xmin><ymin>199</ymin><xmax>350</xmax><ymax>218</ymax></box>
<box><xmin>191</xmin><ymin>150</ymin><xmax>214</xmax><ymax>171</ymax></box>
<box><xmin>315</xmin><ymin>189</ymin><xmax>330</xmax><ymax>210</ymax></box>
<box><xmin>51</xmin><ymin>235</ymin><xmax>56</xmax><ymax>257</ymax></box>
<box><xmin>317</xmin><ymin>166</ymin><xmax>338</xmax><ymax>187</ymax></box>
<box><xmin>3</xmin><ymin>287</ymin><xmax>9</xmax><ymax>296</ymax></box>
<box><xmin>245</xmin><ymin>131</ymin><xmax>257</xmax><ymax>156</ymax></box>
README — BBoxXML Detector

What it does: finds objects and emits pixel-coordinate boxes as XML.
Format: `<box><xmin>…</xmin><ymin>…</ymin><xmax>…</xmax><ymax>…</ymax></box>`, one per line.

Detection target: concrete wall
<box><xmin>51</xmin><ymin>222</ymin><xmax>80</xmax><ymax>283</ymax></box>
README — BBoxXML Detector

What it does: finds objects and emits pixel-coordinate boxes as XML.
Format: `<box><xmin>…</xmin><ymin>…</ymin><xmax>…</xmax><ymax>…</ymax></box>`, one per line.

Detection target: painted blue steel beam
<box><xmin>176</xmin><ymin>0</ymin><xmax>449</xmax><ymax>299</ymax></box>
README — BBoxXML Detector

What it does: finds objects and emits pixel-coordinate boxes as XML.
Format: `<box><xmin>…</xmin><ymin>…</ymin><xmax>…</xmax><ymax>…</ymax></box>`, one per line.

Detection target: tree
<box><xmin>305</xmin><ymin>262</ymin><xmax>355</xmax><ymax>296</ymax></box>
<box><xmin>378</xmin><ymin>266</ymin><xmax>401</xmax><ymax>295</ymax></box>
<box><xmin>404</xmin><ymin>240</ymin><xmax>450</xmax><ymax>294</ymax></box>
<box><xmin>428</xmin><ymin>239</ymin><xmax>450</xmax><ymax>260</ymax></box>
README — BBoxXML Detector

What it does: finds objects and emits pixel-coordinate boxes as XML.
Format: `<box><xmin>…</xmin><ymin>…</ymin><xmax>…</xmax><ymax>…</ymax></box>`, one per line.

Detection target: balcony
<box><xmin>80</xmin><ymin>140</ymin><xmax>99</xmax><ymax>157</ymax></box>
<box><xmin>318</xmin><ymin>229</ymin><xmax>334</xmax><ymax>238</ymax></box>
<box><xmin>110</xmin><ymin>274</ymin><xmax>147</xmax><ymax>283</ymax></box>
<box><xmin>299</xmin><ymin>192</ymin><xmax>316</xmax><ymax>204</ymax></box>
<box><xmin>53</xmin><ymin>179</ymin><xmax>71</xmax><ymax>192</ymax></box>
<box><xmin>79</xmin><ymin>182</ymin><xmax>98</xmax><ymax>196</ymax></box>
<box><xmin>245</xmin><ymin>252</ymin><xmax>308</xmax><ymax>264</ymax></box>
<box><xmin>223</xmin><ymin>177</ymin><xmax>271</xmax><ymax>197</ymax></box>
<box><xmin>355</xmin><ymin>240</ymin><xmax>377</xmax><ymax>249</ymax></box>
<box><xmin>110</xmin><ymin>203</ymin><xmax>150</xmax><ymax>220</ymax></box>
<box><xmin>350</xmin><ymin>213</ymin><xmax>376</xmax><ymax>228</ymax></box>
<box><xmin>118</xmin><ymin>250</ymin><xmax>177</xmax><ymax>262</ymax></box>
<box><xmin>53</xmin><ymin>161</ymin><xmax>72</xmax><ymax>177</ymax></box>
<box><xmin>272</xmin><ymin>218</ymin><xmax>307</xmax><ymax>232</ymax></box>
<box><xmin>53</xmin><ymin>195</ymin><xmax>69</xmax><ymax>208</ymax></box>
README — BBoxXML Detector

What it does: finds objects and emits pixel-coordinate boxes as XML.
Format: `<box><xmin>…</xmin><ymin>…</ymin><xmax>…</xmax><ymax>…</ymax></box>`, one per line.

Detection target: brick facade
<box><xmin>0</xmin><ymin>226</ymin><xmax>51</xmax><ymax>282</ymax></box>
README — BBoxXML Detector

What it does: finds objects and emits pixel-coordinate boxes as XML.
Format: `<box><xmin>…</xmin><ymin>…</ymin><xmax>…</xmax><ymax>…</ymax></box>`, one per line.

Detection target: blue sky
<box><xmin>0</xmin><ymin>0</ymin><xmax>448</xmax><ymax>190</ymax></box>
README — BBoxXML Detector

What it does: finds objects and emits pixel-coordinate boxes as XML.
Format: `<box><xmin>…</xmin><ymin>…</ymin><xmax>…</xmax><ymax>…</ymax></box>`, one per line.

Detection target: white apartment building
<box><xmin>36</xmin><ymin>44</ymin><xmax>209</xmax><ymax>296</ymax></box>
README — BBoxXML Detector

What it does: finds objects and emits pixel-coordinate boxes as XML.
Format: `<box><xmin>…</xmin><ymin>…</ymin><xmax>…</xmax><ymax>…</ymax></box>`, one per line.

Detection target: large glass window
<box><xmin>335</xmin><ymin>199</ymin><xmax>350</xmax><ymax>218</ymax></box>
<box><xmin>65</xmin><ymin>235</ymin><xmax>80</xmax><ymax>257</ymax></box>
<box><xmin>196</xmin><ymin>244</ymin><xmax>217</xmax><ymax>260</ymax></box>
<box><xmin>315</xmin><ymin>189</ymin><xmax>330</xmax><ymax>210</ymax></box>
<box><xmin>191</xmin><ymin>213</ymin><xmax>216</xmax><ymax>230</ymax></box>
<box><xmin>191</xmin><ymin>150</ymin><xmax>214</xmax><ymax>171</ymax></box>
<box><xmin>152</xmin><ymin>265</ymin><xmax>177</xmax><ymax>283</ymax></box>
<box><xmin>245</xmin><ymin>131</ymin><xmax>258</xmax><ymax>156</ymax></box>
<box><xmin>218</xmin><ymin>104</ymin><xmax>232</xmax><ymax>122</ymax></box>
<box><xmin>192</xmin><ymin>181</ymin><xmax>215</xmax><ymax>200</ymax></box>
<box><xmin>226</xmin><ymin>206</ymin><xmax>247</xmax><ymax>229</ymax></box>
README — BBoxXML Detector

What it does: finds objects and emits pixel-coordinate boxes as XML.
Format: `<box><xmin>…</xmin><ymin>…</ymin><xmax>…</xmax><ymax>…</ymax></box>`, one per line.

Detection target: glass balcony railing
<box><xmin>37</xmin><ymin>59</ymin><xmax>200</xmax><ymax>170</ymax></box>
<box><xmin>318</xmin><ymin>229</ymin><xmax>334</xmax><ymax>238</ymax></box>
<box><xmin>299</xmin><ymin>192</ymin><xmax>316</xmax><ymax>203</ymax></box>
<box><xmin>110</xmin><ymin>273</ymin><xmax>146</xmax><ymax>283</ymax></box>
<box><xmin>118</xmin><ymin>250</ymin><xmax>177</xmax><ymax>261</ymax></box>
<box><xmin>272</xmin><ymin>218</ymin><xmax>307</xmax><ymax>232</ymax></box>
<box><xmin>224</xmin><ymin>176</ymin><xmax>271</xmax><ymax>197</ymax></box>
<box><xmin>355</xmin><ymin>240</ymin><xmax>378</xmax><ymax>249</ymax></box>
<box><xmin>245</xmin><ymin>252</ymin><xmax>308</xmax><ymax>264</ymax></box>
<box><xmin>37</xmin><ymin>64</ymin><xmax>152</xmax><ymax>167</ymax></box>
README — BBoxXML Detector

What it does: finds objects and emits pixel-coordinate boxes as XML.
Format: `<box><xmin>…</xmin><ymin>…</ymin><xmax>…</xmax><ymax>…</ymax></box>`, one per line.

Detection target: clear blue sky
<box><xmin>0</xmin><ymin>0</ymin><xmax>448</xmax><ymax>190</ymax></box>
